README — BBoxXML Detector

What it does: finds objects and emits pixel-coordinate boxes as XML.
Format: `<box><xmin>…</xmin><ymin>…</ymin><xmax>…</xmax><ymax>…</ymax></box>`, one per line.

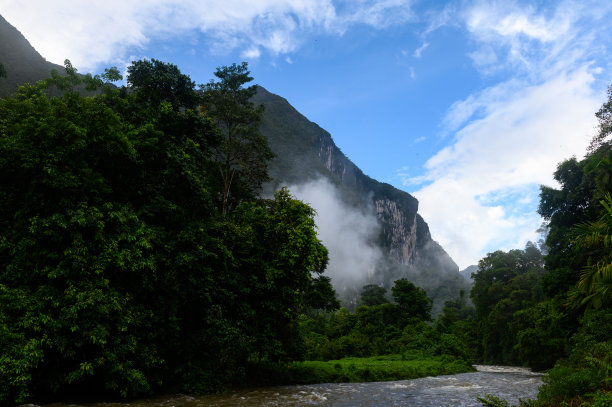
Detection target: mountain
<box><xmin>0</xmin><ymin>15</ymin><xmax>469</xmax><ymax>313</ymax></box>
<box><xmin>460</xmin><ymin>265</ymin><xmax>478</xmax><ymax>283</ymax></box>
<box><xmin>252</xmin><ymin>87</ymin><xmax>468</xmax><ymax>312</ymax></box>
<box><xmin>253</xmin><ymin>86</ymin><xmax>452</xmax><ymax>267</ymax></box>
<box><xmin>0</xmin><ymin>15</ymin><xmax>65</xmax><ymax>96</ymax></box>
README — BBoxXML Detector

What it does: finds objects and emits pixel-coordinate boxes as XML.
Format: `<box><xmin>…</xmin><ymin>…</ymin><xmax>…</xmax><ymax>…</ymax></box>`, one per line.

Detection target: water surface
<box><xmin>46</xmin><ymin>365</ymin><xmax>543</xmax><ymax>407</ymax></box>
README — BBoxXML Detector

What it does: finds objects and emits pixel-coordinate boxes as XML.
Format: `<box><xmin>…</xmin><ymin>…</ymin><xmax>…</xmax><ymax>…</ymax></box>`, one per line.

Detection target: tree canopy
<box><xmin>201</xmin><ymin>62</ymin><xmax>274</xmax><ymax>215</ymax></box>
<box><xmin>0</xmin><ymin>60</ymin><xmax>332</xmax><ymax>403</ymax></box>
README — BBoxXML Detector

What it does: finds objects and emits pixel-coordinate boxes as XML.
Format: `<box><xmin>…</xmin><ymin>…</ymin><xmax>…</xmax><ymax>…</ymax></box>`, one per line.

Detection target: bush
<box><xmin>435</xmin><ymin>333</ymin><xmax>471</xmax><ymax>361</ymax></box>
<box><xmin>536</xmin><ymin>341</ymin><xmax>612</xmax><ymax>404</ymax></box>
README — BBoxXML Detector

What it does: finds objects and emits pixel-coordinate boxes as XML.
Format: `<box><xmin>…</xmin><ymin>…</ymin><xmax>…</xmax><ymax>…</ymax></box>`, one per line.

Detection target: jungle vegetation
<box><xmin>0</xmin><ymin>60</ymin><xmax>611</xmax><ymax>406</ymax></box>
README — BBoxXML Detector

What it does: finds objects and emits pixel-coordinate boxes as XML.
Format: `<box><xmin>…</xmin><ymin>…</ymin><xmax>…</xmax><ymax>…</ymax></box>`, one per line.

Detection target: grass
<box><xmin>246</xmin><ymin>353</ymin><xmax>475</xmax><ymax>386</ymax></box>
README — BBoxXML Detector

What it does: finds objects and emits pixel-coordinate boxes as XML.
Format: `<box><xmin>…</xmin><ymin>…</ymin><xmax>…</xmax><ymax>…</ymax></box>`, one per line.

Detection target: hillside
<box><xmin>0</xmin><ymin>15</ymin><xmax>65</xmax><ymax>96</ymax></box>
<box><xmin>252</xmin><ymin>87</ymin><xmax>467</xmax><ymax>311</ymax></box>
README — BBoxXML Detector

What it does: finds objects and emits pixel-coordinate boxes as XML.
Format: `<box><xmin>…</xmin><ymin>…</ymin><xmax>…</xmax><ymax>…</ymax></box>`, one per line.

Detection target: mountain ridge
<box><xmin>0</xmin><ymin>14</ymin><xmax>65</xmax><ymax>96</ymax></box>
<box><xmin>252</xmin><ymin>86</ymin><xmax>467</xmax><ymax>312</ymax></box>
<box><xmin>253</xmin><ymin>85</ymin><xmax>456</xmax><ymax>268</ymax></box>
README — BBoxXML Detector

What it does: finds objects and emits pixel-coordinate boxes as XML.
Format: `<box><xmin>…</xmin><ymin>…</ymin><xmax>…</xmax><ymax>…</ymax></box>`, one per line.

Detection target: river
<box><xmin>44</xmin><ymin>365</ymin><xmax>543</xmax><ymax>407</ymax></box>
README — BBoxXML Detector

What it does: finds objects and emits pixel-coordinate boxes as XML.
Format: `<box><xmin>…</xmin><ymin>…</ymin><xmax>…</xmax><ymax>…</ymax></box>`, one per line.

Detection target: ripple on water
<box><xmin>40</xmin><ymin>366</ymin><xmax>543</xmax><ymax>407</ymax></box>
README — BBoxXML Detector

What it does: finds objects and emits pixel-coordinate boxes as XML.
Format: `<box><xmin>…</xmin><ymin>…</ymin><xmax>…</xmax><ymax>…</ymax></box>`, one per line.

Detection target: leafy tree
<box><xmin>539</xmin><ymin>157</ymin><xmax>598</xmax><ymax>296</ymax></box>
<box><xmin>0</xmin><ymin>70</ymin><xmax>164</xmax><ymax>401</ymax></box>
<box><xmin>469</xmin><ymin>245</ymin><xmax>547</xmax><ymax>365</ymax></box>
<box><xmin>127</xmin><ymin>59</ymin><xmax>199</xmax><ymax>109</ymax></box>
<box><xmin>226</xmin><ymin>188</ymin><xmax>329</xmax><ymax>362</ymax></box>
<box><xmin>590</xmin><ymin>84</ymin><xmax>612</xmax><ymax>152</ymax></box>
<box><xmin>570</xmin><ymin>193</ymin><xmax>612</xmax><ymax>308</ymax></box>
<box><xmin>304</xmin><ymin>276</ymin><xmax>341</xmax><ymax>313</ymax></box>
<box><xmin>391</xmin><ymin>278</ymin><xmax>432</xmax><ymax>321</ymax></box>
<box><xmin>0</xmin><ymin>59</ymin><xmax>328</xmax><ymax>403</ymax></box>
<box><xmin>0</xmin><ymin>63</ymin><xmax>6</xmax><ymax>78</ymax></box>
<box><xmin>359</xmin><ymin>284</ymin><xmax>389</xmax><ymax>306</ymax></box>
<box><xmin>201</xmin><ymin>62</ymin><xmax>274</xmax><ymax>215</ymax></box>
<box><xmin>436</xmin><ymin>290</ymin><xmax>474</xmax><ymax>333</ymax></box>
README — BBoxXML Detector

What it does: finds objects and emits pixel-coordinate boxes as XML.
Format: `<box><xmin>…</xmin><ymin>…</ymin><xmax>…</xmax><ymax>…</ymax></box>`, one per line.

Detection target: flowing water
<box><xmin>44</xmin><ymin>365</ymin><xmax>543</xmax><ymax>407</ymax></box>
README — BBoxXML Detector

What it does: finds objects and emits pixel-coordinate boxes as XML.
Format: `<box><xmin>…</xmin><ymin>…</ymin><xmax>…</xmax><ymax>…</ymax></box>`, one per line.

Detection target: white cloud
<box><xmin>335</xmin><ymin>0</ymin><xmax>414</xmax><ymax>29</ymax></box>
<box><xmin>288</xmin><ymin>178</ymin><xmax>383</xmax><ymax>289</ymax></box>
<box><xmin>410</xmin><ymin>67</ymin><xmax>600</xmax><ymax>269</ymax></box>
<box><xmin>409</xmin><ymin>66</ymin><xmax>416</xmax><ymax>79</ymax></box>
<box><xmin>399</xmin><ymin>0</ymin><xmax>612</xmax><ymax>268</ymax></box>
<box><xmin>460</xmin><ymin>1</ymin><xmax>611</xmax><ymax>79</ymax></box>
<box><xmin>241</xmin><ymin>46</ymin><xmax>261</xmax><ymax>59</ymax></box>
<box><xmin>0</xmin><ymin>0</ymin><xmax>413</xmax><ymax>71</ymax></box>
<box><xmin>413</xmin><ymin>41</ymin><xmax>429</xmax><ymax>58</ymax></box>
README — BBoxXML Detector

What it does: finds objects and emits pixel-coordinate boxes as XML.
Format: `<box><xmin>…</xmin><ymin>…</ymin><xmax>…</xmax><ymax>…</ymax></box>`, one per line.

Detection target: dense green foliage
<box><xmin>297</xmin><ymin>279</ymin><xmax>471</xmax><ymax>365</ymax></box>
<box><xmin>0</xmin><ymin>60</ymin><xmax>330</xmax><ymax>404</ymax></box>
<box><xmin>201</xmin><ymin>62</ymin><xmax>274</xmax><ymax>215</ymax></box>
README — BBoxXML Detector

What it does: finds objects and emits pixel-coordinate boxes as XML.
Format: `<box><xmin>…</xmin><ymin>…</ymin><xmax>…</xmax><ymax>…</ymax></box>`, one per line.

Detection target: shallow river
<box><xmin>47</xmin><ymin>365</ymin><xmax>544</xmax><ymax>407</ymax></box>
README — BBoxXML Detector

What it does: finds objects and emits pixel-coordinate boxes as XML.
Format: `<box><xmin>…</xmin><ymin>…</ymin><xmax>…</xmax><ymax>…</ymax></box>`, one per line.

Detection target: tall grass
<box><xmin>246</xmin><ymin>353</ymin><xmax>474</xmax><ymax>386</ymax></box>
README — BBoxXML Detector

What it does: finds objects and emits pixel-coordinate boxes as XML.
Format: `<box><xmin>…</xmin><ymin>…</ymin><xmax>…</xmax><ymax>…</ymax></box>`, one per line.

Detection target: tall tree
<box><xmin>391</xmin><ymin>278</ymin><xmax>432</xmax><ymax>321</ymax></box>
<box><xmin>359</xmin><ymin>284</ymin><xmax>389</xmax><ymax>306</ymax></box>
<box><xmin>0</xmin><ymin>59</ymin><xmax>317</xmax><ymax>403</ymax></box>
<box><xmin>202</xmin><ymin>62</ymin><xmax>274</xmax><ymax>215</ymax></box>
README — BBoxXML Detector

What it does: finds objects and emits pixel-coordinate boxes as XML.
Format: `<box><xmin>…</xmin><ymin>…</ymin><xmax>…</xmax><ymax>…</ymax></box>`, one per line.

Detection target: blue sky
<box><xmin>3</xmin><ymin>0</ymin><xmax>612</xmax><ymax>268</ymax></box>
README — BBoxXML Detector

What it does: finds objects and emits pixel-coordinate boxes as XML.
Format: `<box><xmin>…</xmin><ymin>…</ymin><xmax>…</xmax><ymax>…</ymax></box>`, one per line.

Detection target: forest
<box><xmin>0</xmin><ymin>59</ymin><xmax>610</xmax><ymax>407</ymax></box>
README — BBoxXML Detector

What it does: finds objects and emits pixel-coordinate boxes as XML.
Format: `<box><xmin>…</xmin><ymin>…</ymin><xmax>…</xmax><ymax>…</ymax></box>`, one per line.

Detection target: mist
<box><xmin>284</xmin><ymin>177</ymin><xmax>471</xmax><ymax>314</ymax></box>
<box><xmin>287</xmin><ymin>178</ymin><xmax>383</xmax><ymax>293</ymax></box>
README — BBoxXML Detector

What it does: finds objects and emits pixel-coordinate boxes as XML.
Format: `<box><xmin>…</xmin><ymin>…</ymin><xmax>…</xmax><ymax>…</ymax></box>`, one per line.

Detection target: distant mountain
<box><xmin>0</xmin><ymin>15</ymin><xmax>65</xmax><ymax>96</ymax></box>
<box><xmin>0</xmin><ymin>15</ymin><xmax>469</xmax><ymax>313</ymax></box>
<box><xmin>460</xmin><ymin>265</ymin><xmax>478</xmax><ymax>283</ymax></box>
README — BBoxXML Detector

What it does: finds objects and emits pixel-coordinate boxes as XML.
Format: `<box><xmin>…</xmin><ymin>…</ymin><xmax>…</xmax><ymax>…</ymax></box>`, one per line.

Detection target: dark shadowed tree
<box><xmin>304</xmin><ymin>276</ymin><xmax>341</xmax><ymax>313</ymax></box>
<box><xmin>359</xmin><ymin>284</ymin><xmax>389</xmax><ymax>306</ymax></box>
<box><xmin>391</xmin><ymin>278</ymin><xmax>432</xmax><ymax>321</ymax></box>
<box><xmin>201</xmin><ymin>62</ymin><xmax>274</xmax><ymax>215</ymax></box>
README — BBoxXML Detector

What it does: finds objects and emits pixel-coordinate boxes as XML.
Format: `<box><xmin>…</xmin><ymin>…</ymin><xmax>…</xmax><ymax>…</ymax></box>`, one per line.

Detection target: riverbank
<box><xmin>245</xmin><ymin>353</ymin><xmax>475</xmax><ymax>387</ymax></box>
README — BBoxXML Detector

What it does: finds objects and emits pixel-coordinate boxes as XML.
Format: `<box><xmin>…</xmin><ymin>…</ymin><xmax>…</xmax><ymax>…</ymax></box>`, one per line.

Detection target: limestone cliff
<box><xmin>253</xmin><ymin>86</ymin><xmax>458</xmax><ymax>273</ymax></box>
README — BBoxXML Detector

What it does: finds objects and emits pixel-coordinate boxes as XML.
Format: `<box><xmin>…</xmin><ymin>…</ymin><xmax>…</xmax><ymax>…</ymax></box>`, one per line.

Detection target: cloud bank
<box><xmin>405</xmin><ymin>1</ymin><xmax>608</xmax><ymax>268</ymax></box>
<box><xmin>288</xmin><ymin>179</ymin><xmax>382</xmax><ymax>290</ymax></box>
<box><xmin>0</xmin><ymin>0</ymin><xmax>413</xmax><ymax>71</ymax></box>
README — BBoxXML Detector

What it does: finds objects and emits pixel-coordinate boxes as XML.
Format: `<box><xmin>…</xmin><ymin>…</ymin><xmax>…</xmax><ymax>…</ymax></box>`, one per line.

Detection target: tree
<box><xmin>228</xmin><ymin>188</ymin><xmax>329</xmax><ymax>361</ymax></box>
<box><xmin>590</xmin><ymin>85</ymin><xmax>612</xmax><ymax>152</ymax></box>
<box><xmin>391</xmin><ymin>279</ymin><xmax>432</xmax><ymax>321</ymax></box>
<box><xmin>127</xmin><ymin>59</ymin><xmax>199</xmax><ymax>110</ymax></box>
<box><xmin>0</xmin><ymin>63</ymin><xmax>6</xmax><ymax>78</ymax></box>
<box><xmin>304</xmin><ymin>276</ymin><xmax>341</xmax><ymax>313</ymax></box>
<box><xmin>570</xmin><ymin>193</ymin><xmax>612</xmax><ymax>308</ymax></box>
<box><xmin>538</xmin><ymin>157</ymin><xmax>598</xmax><ymax>296</ymax></box>
<box><xmin>0</xmin><ymin>69</ymin><xmax>164</xmax><ymax>401</ymax></box>
<box><xmin>202</xmin><ymin>62</ymin><xmax>274</xmax><ymax>215</ymax></box>
<box><xmin>0</xmin><ymin>59</ymin><xmax>322</xmax><ymax>403</ymax></box>
<box><xmin>359</xmin><ymin>284</ymin><xmax>389</xmax><ymax>306</ymax></box>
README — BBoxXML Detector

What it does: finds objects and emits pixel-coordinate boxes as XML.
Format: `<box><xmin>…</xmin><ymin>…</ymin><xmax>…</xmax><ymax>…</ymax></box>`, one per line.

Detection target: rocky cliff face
<box><xmin>253</xmin><ymin>86</ymin><xmax>457</xmax><ymax>272</ymax></box>
<box><xmin>314</xmin><ymin>125</ymin><xmax>420</xmax><ymax>265</ymax></box>
<box><xmin>374</xmin><ymin>199</ymin><xmax>418</xmax><ymax>264</ymax></box>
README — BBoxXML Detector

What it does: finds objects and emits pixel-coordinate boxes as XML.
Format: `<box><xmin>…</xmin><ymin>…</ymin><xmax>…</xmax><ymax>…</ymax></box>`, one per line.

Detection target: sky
<box><xmin>2</xmin><ymin>0</ymin><xmax>612</xmax><ymax>269</ymax></box>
